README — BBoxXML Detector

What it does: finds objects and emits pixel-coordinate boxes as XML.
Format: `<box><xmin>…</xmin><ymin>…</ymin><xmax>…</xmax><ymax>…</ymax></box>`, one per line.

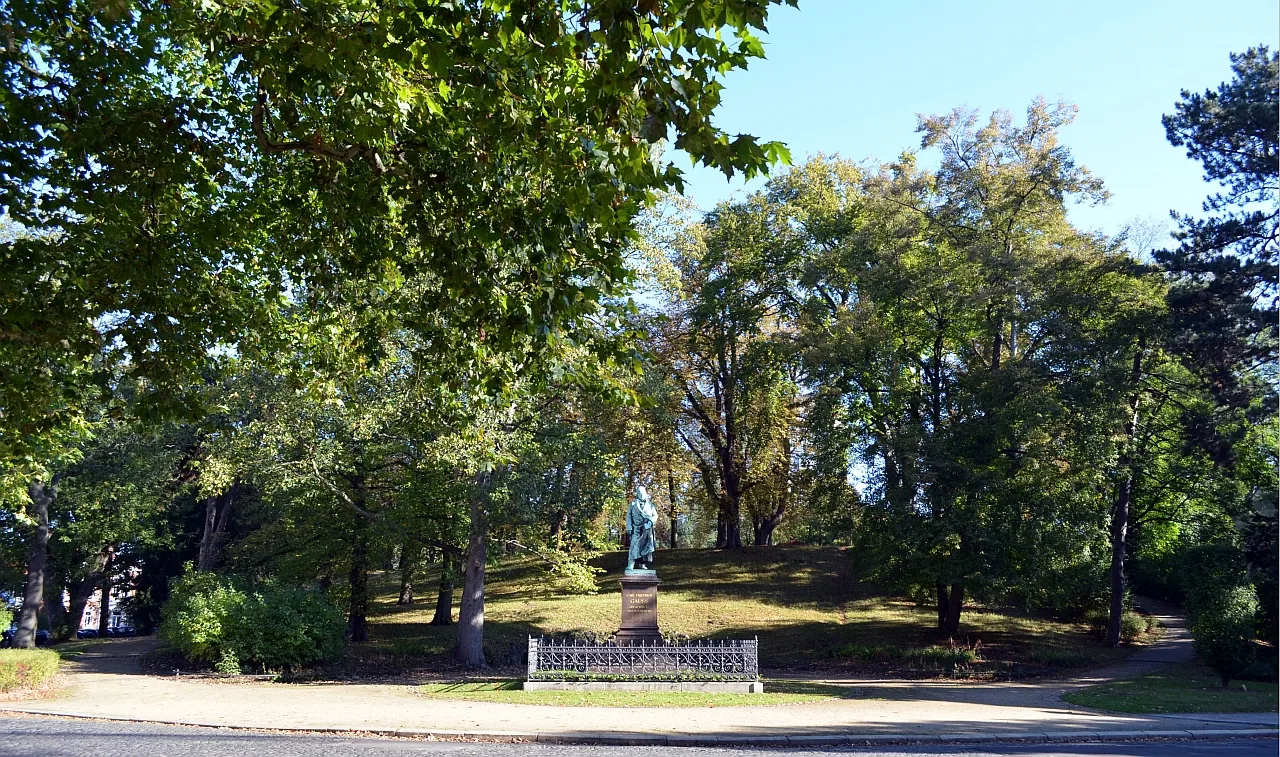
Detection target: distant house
<box><xmin>75</xmin><ymin>569</ymin><xmax>138</xmax><ymax>631</ymax></box>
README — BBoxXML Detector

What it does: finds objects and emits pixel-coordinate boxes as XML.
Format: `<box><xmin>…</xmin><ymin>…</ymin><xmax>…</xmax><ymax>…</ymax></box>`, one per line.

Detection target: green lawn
<box><xmin>1063</xmin><ymin>661</ymin><xmax>1279</xmax><ymax>713</ymax></box>
<box><xmin>346</xmin><ymin>546</ymin><xmax>1143</xmax><ymax>678</ymax></box>
<box><xmin>418</xmin><ymin>680</ymin><xmax>849</xmax><ymax>707</ymax></box>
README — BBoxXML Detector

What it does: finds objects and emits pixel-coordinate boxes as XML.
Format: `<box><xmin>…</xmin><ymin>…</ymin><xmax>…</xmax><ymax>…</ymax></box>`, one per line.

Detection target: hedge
<box><xmin>0</xmin><ymin>649</ymin><xmax>60</xmax><ymax>692</ymax></box>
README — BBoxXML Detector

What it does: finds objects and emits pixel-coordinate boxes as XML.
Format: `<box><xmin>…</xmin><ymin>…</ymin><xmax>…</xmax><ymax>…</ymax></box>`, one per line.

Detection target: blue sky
<box><xmin>676</xmin><ymin>0</ymin><xmax>1279</xmax><ymax>244</ymax></box>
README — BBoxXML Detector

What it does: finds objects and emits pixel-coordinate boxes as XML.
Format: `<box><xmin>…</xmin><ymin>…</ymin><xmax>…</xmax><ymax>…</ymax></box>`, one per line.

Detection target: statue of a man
<box><xmin>626</xmin><ymin>485</ymin><xmax>658</xmax><ymax>570</ymax></box>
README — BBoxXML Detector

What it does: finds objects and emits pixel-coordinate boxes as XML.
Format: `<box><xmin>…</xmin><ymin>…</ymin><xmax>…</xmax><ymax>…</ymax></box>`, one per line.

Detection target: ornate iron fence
<box><xmin>526</xmin><ymin>637</ymin><xmax>759</xmax><ymax>681</ymax></box>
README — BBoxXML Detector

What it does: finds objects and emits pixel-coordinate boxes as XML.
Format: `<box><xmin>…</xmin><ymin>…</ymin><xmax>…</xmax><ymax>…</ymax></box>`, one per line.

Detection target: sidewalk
<box><xmin>2</xmin><ymin>603</ymin><xmax>1275</xmax><ymax>745</ymax></box>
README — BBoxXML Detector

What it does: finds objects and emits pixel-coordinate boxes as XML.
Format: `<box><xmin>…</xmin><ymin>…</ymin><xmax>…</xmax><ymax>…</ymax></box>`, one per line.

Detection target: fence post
<box><xmin>527</xmin><ymin>636</ymin><xmax>538</xmax><ymax>679</ymax></box>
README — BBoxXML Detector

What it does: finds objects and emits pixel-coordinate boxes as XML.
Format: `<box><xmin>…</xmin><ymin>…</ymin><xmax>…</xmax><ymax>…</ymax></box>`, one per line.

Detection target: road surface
<box><xmin>1</xmin><ymin>715</ymin><xmax>1274</xmax><ymax>757</ymax></box>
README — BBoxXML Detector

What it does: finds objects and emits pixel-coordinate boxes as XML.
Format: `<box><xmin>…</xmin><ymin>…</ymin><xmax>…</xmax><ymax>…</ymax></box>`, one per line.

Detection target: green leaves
<box><xmin>1</xmin><ymin>0</ymin><xmax>795</xmax><ymax>500</ymax></box>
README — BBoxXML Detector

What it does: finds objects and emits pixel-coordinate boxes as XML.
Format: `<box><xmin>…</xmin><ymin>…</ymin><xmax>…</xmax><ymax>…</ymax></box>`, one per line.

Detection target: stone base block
<box><xmin>522</xmin><ymin>680</ymin><xmax>763</xmax><ymax>693</ymax></box>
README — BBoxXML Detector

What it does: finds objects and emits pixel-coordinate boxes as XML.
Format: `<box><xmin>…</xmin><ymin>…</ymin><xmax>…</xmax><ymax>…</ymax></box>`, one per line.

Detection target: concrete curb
<box><xmin>1</xmin><ymin>708</ymin><xmax>1276</xmax><ymax>746</ymax></box>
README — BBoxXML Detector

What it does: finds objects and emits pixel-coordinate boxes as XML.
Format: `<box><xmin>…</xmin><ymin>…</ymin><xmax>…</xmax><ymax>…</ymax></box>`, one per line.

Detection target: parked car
<box><xmin>1</xmin><ymin>628</ymin><xmax>51</xmax><ymax>647</ymax></box>
<box><xmin>75</xmin><ymin>628</ymin><xmax>99</xmax><ymax>639</ymax></box>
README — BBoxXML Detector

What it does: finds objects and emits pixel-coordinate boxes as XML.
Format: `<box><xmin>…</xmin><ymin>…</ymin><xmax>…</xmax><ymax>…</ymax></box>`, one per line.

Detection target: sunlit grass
<box><xmin>359</xmin><ymin>546</ymin><xmax>1136</xmax><ymax>674</ymax></box>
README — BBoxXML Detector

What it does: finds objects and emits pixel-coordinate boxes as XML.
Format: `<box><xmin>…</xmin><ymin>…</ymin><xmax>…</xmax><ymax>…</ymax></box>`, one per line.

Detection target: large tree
<box><xmin>1158</xmin><ymin>46</ymin><xmax>1278</xmax><ymax>416</ymax></box>
<box><xmin>780</xmin><ymin>103</ymin><xmax>1141</xmax><ymax>636</ymax></box>
<box><xmin>0</xmin><ymin>0</ymin><xmax>795</xmax><ymax>649</ymax></box>
<box><xmin>645</xmin><ymin>194</ymin><xmax>804</xmax><ymax>548</ymax></box>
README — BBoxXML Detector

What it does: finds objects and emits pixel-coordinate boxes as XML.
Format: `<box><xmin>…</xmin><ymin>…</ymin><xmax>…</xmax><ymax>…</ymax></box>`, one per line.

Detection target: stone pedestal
<box><xmin>617</xmin><ymin>571</ymin><xmax>662</xmax><ymax>645</ymax></box>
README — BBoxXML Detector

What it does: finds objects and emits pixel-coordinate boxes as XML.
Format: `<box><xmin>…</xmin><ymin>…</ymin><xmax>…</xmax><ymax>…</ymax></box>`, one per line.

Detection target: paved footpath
<box><xmin>2</xmin><ymin>599</ymin><xmax>1275</xmax><ymax>744</ymax></box>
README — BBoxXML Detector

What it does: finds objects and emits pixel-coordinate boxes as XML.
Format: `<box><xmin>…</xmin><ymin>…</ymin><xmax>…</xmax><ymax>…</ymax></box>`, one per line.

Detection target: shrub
<box><xmin>0</xmin><ymin>605</ymin><xmax>12</xmax><ymax>633</ymax></box>
<box><xmin>905</xmin><ymin>645</ymin><xmax>980</xmax><ymax>672</ymax></box>
<box><xmin>161</xmin><ymin>572</ymin><xmax>345</xmax><ymax>673</ymax></box>
<box><xmin>1120</xmin><ymin>612</ymin><xmax>1149</xmax><ymax>644</ymax></box>
<box><xmin>825</xmin><ymin>643</ymin><xmax>979</xmax><ymax>672</ymax></box>
<box><xmin>546</xmin><ymin>550</ymin><xmax>604</xmax><ymax>595</ymax></box>
<box><xmin>1084</xmin><ymin>609</ymin><xmax>1149</xmax><ymax>644</ymax></box>
<box><xmin>0</xmin><ymin>649</ymin><xmax>60</xmax><ymax>692</ymax></box>
<box><xmin>1180</xmin><ymin>544</ymin><xmax>1250</xmax><ymax>620</ymax></box>
<box><xmin>1190</xmin><ymin>585</ymin><xmax>1259</xmax><ymax>689</ymax></box>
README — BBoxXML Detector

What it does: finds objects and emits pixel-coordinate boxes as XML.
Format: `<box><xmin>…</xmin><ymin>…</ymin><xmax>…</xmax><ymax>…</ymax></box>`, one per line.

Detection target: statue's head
<box><xmin>636</xmin><ymin>485</ymin><xmax>649</xmax><ymax>502</ymax></box>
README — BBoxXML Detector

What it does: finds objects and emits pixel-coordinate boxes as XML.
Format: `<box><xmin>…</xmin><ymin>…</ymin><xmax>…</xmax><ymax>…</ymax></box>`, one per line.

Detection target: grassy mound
<box><xmin>1063</xmin><ymin>661</ymin><xmax>1278</xmax><ymax>713</ymax></box>
<box><xmin>418</xmin><ymin>680</ymin><xmax>848</xmax><ymax>707</ymax></box>
<box><xmin>0</xmin><ymin>649</ymin><xmax>60</xmax><ymax>692</ymax></box>
<box><xmin>355</xmin><ymin>546</ymin><xmax>1140</xmax><ymax>677</ymax></box>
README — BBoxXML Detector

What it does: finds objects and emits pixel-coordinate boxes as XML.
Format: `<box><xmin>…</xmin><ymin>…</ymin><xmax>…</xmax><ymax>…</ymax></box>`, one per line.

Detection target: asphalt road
<box><xmin>0</xmin><ymin>716</ymin><xmax>1275</xmax><ymax>757</ymax></box>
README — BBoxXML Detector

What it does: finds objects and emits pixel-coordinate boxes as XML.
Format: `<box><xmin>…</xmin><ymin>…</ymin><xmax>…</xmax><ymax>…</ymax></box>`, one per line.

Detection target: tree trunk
<box><xmin>723</xmin><ymin>517</ymin><xmax>742</xmax><ymax>549</ymax></box>
<box><xmin>63</xmin><ymin>550</ymin><xmax>110</xmax><ymax>641</ymax></box>
<box><xmin>548</xmin><ymin>510</ymin><xmax>566</xmax><ymax>545</ymax></box>
<box><xmin>196</xmin><ymin>495</ymin><xmax>219</xmax><ymax>572</ymax></box>
<box><xmin>1107</xmin><ymin>473</ymin><xmax>1133</xmax><ymax>648</ymax></box>
<box><xmin>43</xmin><ymin>563</ymin><xmax>67</xmax><ymax>638</ymax></box>
<box><xmin>455</xmin><ymin>470</ymin><xmax>491</xmax><ymax>668</ymax></box>
<box><xmin>197</xmin><ymin>485</ymin><xmax>237</xmax><ymax>572</ymax></box>
<box><xmin>716</xmin><ymin>491</ymin><xmax>743</xmax><ymax>548</ymax></box>
<box><xmin>754</xmin><ymin>440</ymin><xmax>792</xmax><ymax>547</ymax></box>
<box><xmin>943</xmin><ymin>582</ymin><xmax>965</xmax><ymax>637</ymax></box>
<box><xmin>431</xmin><ymin>551</ymin><xmax>454</xmax><ymax>626</ymax></box>
<box><xmin>97</xmin><ymin>553</ymin><xmax>113</xmax><ymax>637</ymax></box>
<box><xmin>397</xmin><ymin>544</ymin><xmax>418</xmax><ymax>605</ymax></box>
<box><xmin>14</xmin><ymin>479</ymin><xmax>54</xmax><ymax>648</ymax></box>
<box><xmin>752</xmin><ymin>503</ymin><xmax>786</xmax><ymax>546</ymax></box>
<box><xmin>936</xmin><ymin>583</ymin><xmax>949</xmax><ymax>633</ymax></box>
<box><xmin>1107</xmin><ymin>344</ymin><xmax>1145</xmax><ymax>648</ymax></box>
<box><xmin>667</xmin><ymin>471</ymin><xmax>679</xmax><ymax>550</ymax></box>
<box><xmin>348</xmin><ymin>522</ymin><xmax>370</xmax><ymax>643</ymax></box>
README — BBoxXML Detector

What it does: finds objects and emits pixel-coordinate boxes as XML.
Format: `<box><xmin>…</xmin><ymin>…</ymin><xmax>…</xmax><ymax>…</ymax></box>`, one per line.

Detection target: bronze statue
<box><xmin>626</xmin><ymin>485</ymin><xmax>658</xmax><ymax>571</ymax></box>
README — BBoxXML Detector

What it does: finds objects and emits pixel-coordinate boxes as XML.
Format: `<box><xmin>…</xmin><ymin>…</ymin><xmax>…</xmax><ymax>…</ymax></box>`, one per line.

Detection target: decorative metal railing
<box><xmin>526</xmin><ymin>637</ymin><xmax>759</xmax><ymax>681</ymax></box>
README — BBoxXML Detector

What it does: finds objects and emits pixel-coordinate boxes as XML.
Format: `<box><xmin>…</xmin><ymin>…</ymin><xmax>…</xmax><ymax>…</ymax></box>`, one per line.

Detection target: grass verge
<box><xmin>418</xmin><ymin>679</ymin><xmax>851</xmax><ymax>707</ymax></box>
<box><xmin>1062</xmin><ymin>661</ymin><xmax>1278</xmax><ymax>713</ymax></box>
<box><xmin>0</xmin><ymin>649</ymin><xmax>60</xmax><ymax>693</ymax></box>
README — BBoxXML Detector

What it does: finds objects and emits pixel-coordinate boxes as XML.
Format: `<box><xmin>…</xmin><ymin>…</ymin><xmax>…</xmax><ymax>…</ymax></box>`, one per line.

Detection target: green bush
<box><xmin>546</xmin><ymin>550</ymin><xmax>604</xmax><ymax>595</ymax></box>
<box><xmin>1120</xmin><ymin>612</ymin><xmax>1149</xmax><ymax>644</ymax></box>
<box><xmin>1190</xmin><ymin>585</ymin><xmax>1259</xmax><ymax>689</ymax></box>
<box><xmin>1181</xmin><ymin>544</ymin><xmax>1250</xmax><ymax>620</ymax></box>
<box><xmin>0</xmin><ymin>649</ymin><xmax>60</xmax><ymax>692</ymax></box>
<box><xmin>905</xmin><ymin>645</ymin><xmax>980</xmax><ymax>672</ymax></box>
<box><xmin>1084</xmin><ymin>609</ymin><xmax>1149</xmax><ymax>644</ymax></box>
<box><xmin>0</xmin><ymin>605</ymin><xmax>12</xmax><ymax>633</ymax></box>
<box><xmin>161</xmin><ymin>572</ymin><xmax>345</xmax><ymax>673</ymax></box>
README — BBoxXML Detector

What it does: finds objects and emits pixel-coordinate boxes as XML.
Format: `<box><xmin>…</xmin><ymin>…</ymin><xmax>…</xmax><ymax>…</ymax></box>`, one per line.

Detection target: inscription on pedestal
<box><xmin>623</xmin><ymin>586</ymin><xmax>657</xmax><ymax>627</ymax></box>
<box><xmin>617</xmin><ymin>573</ymin><xmax>662</xmax><ymax>644</ymax></box>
